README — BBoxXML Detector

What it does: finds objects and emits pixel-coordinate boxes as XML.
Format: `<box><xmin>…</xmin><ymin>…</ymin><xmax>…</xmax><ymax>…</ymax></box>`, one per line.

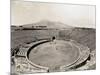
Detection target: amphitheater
<box><xmin>11</xmin><ymin>25</ymin><xmax>96</xmax><ymax>74</ymax></box>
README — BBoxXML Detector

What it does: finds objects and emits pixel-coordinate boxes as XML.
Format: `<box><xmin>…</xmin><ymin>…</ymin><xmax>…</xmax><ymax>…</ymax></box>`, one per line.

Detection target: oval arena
<box><xmin>26</xmin><ymin>39</ymin><xmax>90</xmax><ymax>72</ymax></box>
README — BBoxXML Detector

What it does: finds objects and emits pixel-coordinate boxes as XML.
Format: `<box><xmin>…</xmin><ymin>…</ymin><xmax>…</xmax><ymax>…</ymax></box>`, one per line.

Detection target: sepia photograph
<box><xmin>11</xmin><ymin>0</ymin><xmax>96</xmax><ymax>74</ymax></box>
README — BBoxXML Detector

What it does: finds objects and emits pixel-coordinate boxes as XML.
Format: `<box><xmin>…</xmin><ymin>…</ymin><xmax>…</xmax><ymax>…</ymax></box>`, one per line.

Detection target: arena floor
<box><xmin>28</xmin><ymin>40</ymin><xmax>80</xmax><ymax>70</ymax></box>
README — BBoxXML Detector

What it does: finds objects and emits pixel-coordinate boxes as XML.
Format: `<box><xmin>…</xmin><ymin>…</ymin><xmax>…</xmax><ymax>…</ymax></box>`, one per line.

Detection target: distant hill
<box><xmin>11</xmin><ymin>20</ymin><xmax>95</xmax><ymax>29</ymax></box>
<box><xmin>20</xmin><ymin>20</ymin><xmax>72</xmax><ymax>29</ymax></box>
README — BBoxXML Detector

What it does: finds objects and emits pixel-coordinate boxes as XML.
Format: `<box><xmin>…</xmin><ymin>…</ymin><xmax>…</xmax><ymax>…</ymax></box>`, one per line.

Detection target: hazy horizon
<box><xmin>11</xmin><ymin>0</ymin><xmax>96</xmax><ymax>28</ymax></box>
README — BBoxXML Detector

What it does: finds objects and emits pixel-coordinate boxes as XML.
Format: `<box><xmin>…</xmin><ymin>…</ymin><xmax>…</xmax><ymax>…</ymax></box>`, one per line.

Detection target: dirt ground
<box><xmin>29</xmin><ymin>40</ymin><xmax>80</xmax><ymax>70</ymax></box>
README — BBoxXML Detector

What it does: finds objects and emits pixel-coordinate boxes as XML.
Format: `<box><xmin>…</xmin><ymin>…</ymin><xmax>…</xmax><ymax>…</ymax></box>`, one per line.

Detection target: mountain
<box><xmin>21</xmin><ymin>20</ymin><xmax>72</xmax><ymax>29</ymax></box>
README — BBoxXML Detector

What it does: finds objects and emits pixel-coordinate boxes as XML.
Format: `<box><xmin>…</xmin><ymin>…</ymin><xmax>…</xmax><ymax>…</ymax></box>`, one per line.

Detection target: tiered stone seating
<box><xmin>17</xmin><ymin>48</ymin><xmax>27</xmax><ymax>56</ymax></box>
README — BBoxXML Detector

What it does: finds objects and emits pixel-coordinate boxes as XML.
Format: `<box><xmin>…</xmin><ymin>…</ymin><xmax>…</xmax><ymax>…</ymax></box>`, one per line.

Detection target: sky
<box><xmin>11</xmin><ymin>0</ymin><xmax>96</xmax><ymax>28</ymax></box>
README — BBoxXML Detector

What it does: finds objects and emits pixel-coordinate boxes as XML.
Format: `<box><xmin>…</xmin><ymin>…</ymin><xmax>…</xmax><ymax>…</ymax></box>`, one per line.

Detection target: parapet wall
<box><xmin>26</xmin><ymin>40</ymin><xmax>50</xmax><ymax>71</ymax></box>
